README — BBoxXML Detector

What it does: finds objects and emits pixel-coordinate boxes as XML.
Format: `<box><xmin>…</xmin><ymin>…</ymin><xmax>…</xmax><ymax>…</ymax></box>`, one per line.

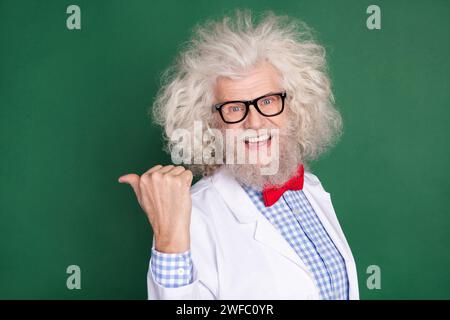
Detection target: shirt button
<box><xmin>177</xmin><ymin>268</ymin><xmax>185</xmax><ymax>276</ymax></box>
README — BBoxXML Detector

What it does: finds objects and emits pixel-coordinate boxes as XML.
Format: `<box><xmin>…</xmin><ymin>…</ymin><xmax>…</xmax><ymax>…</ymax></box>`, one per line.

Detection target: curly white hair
<box><xmin>152</xmin><ymin>9</ymin><xmax>343</xmax><ymax>176</ymax></box>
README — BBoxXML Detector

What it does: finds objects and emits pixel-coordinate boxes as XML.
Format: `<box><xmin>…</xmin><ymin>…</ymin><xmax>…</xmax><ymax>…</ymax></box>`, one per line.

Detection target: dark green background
<box><xmin>1</xmin><ymin>0</ymin><xmax>449</xmax><ymax>299</ymax></box>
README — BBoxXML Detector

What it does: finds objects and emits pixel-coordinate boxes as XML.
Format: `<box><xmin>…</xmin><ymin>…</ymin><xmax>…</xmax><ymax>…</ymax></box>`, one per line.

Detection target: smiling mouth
<box><xmin>244</xmin><ymin>133</ymin><xmax>272</xmax><ymax>146</ymax></box>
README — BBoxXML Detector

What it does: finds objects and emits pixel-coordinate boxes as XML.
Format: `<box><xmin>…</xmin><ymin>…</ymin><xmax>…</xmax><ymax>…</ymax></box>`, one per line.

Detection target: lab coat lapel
<box><xmin>211</xmin><ymin>168</ymin><xmax>313</xmax><ymax>275</ymax></box>
<box><xmin>302</xmin><ymin>176</ymin><xmax>350</xmax><ymax>261</ymax></box>
<box><xmin>302</xmin><ymin>172</ymin><xmax>359</xmax><ymax>299</ymax></box>
<box><xmin>253</xmin><ymin>214</ymin><xmax>313</xmax><ymax>275</ymax></box>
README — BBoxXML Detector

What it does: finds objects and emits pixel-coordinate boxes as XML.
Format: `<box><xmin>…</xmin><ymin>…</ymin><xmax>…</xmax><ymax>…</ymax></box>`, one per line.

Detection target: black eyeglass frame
<box><xmin>212</xmin><ymin>91</ymin><xmax>287</xmax><ymax>124</ymax></box>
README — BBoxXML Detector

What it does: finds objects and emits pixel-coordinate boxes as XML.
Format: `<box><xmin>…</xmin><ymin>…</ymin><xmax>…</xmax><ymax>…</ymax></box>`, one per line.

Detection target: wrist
<box><xmin>154</xmin><ymin>233</ymin><xmax>190</xmax><ymax>253</ymax></box>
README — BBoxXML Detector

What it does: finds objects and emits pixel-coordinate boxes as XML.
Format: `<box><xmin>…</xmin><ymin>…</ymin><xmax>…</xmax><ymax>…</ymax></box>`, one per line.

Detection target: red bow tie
<box><xmin>262</xmin><ymin>164</ymin><xmax>305</xmax><ymax>207</ymax></box>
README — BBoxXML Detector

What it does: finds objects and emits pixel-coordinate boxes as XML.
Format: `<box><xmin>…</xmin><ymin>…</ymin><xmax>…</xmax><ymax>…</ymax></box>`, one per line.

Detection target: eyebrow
<box><xmin>216</xmin><ymin>90</ymin><xmax>284</xmax><ymax>105</ymax></box>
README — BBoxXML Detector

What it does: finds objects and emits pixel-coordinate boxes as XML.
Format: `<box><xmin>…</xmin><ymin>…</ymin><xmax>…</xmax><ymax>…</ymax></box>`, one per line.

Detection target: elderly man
<box><xmin>119</xmin><ymin>11</ymin><xmax>359</xmax><ymax>300</ymax></box>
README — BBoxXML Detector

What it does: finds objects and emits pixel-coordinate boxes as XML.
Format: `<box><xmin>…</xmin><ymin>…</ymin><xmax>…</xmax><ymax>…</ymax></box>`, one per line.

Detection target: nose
<box><xmin>243</xmin><ymin>104</ymin><xmax>265</xmax><ymax>129</ymax></box>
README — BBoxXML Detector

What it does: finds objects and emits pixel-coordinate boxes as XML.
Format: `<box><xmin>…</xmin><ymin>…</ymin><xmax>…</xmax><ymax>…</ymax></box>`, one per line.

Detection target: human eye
<box><xmin>223</xmin><ymin>103</ymin><xmax>244</xmax><ymax>113</ymax></box>
<box><xmin>261</xmin><ymin>98</ymin><xmax>273</xmax><ymax>105</ymax></box>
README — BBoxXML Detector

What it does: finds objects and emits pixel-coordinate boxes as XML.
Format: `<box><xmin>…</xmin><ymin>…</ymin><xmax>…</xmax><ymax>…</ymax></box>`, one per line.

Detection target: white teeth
<box><xmin>245</xmin><ymin>134</ymin><xmax>270</xmax><ymax>143</ymax></box>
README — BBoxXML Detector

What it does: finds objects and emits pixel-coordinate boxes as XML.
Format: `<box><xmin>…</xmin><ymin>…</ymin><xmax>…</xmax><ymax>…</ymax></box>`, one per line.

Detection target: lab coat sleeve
<box><xmin>147</xmin><ymin>203</ymin><xmax>219</xmax><ymax>300</ymax></box>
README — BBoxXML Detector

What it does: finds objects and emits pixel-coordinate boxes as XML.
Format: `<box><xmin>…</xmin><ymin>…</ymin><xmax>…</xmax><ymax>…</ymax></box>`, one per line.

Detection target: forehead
<box><xmin>214</xmin><ymin>62</ymin><xmax>282</xmax><ymax>102</ymax></box>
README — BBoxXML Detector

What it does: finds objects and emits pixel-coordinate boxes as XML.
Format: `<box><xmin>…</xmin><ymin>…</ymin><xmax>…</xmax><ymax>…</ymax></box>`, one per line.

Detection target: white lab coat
<box><xmin>147</xmin><ymin>167</ymin><xmax>359</xmax><ymax>300</ymax></box>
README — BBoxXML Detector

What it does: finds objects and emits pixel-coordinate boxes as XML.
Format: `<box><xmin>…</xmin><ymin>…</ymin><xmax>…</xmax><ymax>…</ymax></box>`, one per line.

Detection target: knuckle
<box><xmin>174</xmin><ymin>178</ymin><xmax>184</xmax><ymax>188</ymax></box>
<box><xmin>139</xmin><ymin>178</ymin><xmax>148</xmax><ymax>190</ymax></box>
<box><xmin>150</xmin><ymin>171</ymin><xmax>162</xmax><ymax>181</ymax></box>
<box><xmin>184</xmin><ymin>170</ymin><xmax>193</xmax><ymax>180</ymax></box>
<box><xmin>139</xmin><ymin>175</ymin><xmax>148</xmax><ymax>185</ymax></box>
<box><xmin>164</xmin><ymin>174</ymin><xmax>174</xmax><ymax>183</ymax></box>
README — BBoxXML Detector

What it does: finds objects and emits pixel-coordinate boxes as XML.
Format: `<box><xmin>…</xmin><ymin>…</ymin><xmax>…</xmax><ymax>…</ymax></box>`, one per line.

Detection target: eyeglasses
<box><xmin>212</xmin><ymin>91</ymin><xmax>287</xmax><ymax>124</ymax></box>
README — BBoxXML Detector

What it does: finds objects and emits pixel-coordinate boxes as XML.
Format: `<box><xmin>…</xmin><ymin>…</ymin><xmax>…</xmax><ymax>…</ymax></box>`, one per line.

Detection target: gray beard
<box><xmin>222</xmin><ymin>122</ymin><xmax>303</xmax><ymax>191</ymax></box>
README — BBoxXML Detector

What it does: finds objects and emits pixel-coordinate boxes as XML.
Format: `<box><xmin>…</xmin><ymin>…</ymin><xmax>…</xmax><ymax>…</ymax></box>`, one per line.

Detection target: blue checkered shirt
<box><xmin>150</xmin><ymin>248</ymin><xmax>193</xmax><ymax>287</ymax></box>
<box><xmin>150</xmin><ymin>186</ymin><xmax>349</xmax><ymax>299</ymax></box>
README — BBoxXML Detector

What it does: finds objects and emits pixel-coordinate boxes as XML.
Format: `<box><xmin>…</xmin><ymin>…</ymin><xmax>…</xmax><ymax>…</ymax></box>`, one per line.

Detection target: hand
<box><xmin>119</xmin><ymin>165</ymin><xmax>193</xmax><ymax>253</ymax></box>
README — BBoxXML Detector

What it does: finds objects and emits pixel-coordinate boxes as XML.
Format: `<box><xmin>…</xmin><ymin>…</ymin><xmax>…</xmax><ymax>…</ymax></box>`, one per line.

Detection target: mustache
<box><xmin>218</xmin><ymin>122</ymin><xmax>296</xmax><ymax>139</ymax></box>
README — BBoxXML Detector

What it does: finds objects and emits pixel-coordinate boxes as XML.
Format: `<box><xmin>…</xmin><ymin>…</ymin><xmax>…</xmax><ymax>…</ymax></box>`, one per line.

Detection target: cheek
<box><xmin>211</xmin><ymin>113</ymin><xmax>230</xmax><ymax>131</ymax></box>
<box><xmin>268</xmin><ymin>113</ymin><xmax>288</xmax><ymax>129</ymax></box>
